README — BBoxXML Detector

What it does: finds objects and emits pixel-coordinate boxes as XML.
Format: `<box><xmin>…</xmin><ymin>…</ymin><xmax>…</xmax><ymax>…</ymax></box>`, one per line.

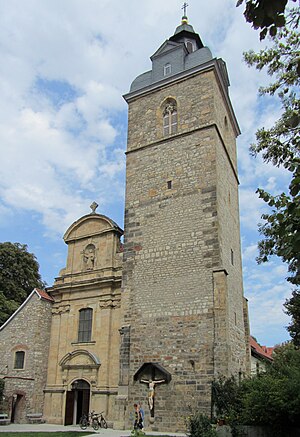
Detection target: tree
<box><xmin>212</xmin><ymin>344</ymin><xmax>300</xmax><ymax>435</ymax></box>
<box><xmin>237</xmin><ymin>0</ymin><xmax>297</xmax><ymax>39</ymax></box>
<box><xmin>241</xmin><ymin>344</ymin><xmax>300</xmax><ymax>432</ymax></box>
<box><xmin>284</xmin><ymin>290</ymin><xmax>300</xmax><ymax>346</ymax></box>
<box><xmin>242</xmin><ymin>7</ymin><xmax>300</xmax><ymax>342</ymax></box>
<box><xmin>0</xmin><ymin>242</ymin><xmax>45</xmax><ymax>325</ymax></box>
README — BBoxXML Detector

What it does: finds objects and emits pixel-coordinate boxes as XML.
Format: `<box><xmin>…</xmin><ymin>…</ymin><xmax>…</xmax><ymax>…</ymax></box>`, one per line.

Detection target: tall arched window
<box><xmin>14</xmin><ymin>351</ymin><xmax>25</xmax><ymax>369</ymax></box>
<box><xmin>163</xmin><ymin>100</ymin><xmax>177</xmax><ymax>136</ymax></box>
<box><xmin>78</xmin><ymin>308</ymin><xmax>93</xmax><ymax>342</ymax></box>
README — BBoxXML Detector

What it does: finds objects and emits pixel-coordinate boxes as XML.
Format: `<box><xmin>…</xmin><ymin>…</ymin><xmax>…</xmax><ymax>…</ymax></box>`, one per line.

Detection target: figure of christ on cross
<box><xmin>140</xmin><ymin>378</ymin><xmax>166</xmax><ymax>411</ymax></box>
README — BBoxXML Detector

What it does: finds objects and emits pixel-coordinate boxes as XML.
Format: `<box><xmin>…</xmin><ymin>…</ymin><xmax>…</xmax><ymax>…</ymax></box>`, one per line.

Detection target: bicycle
<box><xmin>79</xmin><ymin>410</ymin><xmax>100</xmax><ymax>430</ymax></box>
<box><xmin>94</xmin><ymin>411</ymin><xmax>108</xmax><ymax>429</ymax></box>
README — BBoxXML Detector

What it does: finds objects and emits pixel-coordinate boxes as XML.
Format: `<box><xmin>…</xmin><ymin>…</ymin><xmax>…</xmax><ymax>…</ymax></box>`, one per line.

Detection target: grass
<box><xmin>0</xmin><ymin>433</ymin><xmax>94</xmax><ymax>436</ymax></box>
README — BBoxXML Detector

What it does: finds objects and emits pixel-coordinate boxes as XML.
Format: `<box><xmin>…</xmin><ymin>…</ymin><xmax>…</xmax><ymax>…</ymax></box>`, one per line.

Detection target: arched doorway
<box><xmin>65</xmin><ymin>380</ymin><xmax>90</xmax><ymax>425</ymax></box>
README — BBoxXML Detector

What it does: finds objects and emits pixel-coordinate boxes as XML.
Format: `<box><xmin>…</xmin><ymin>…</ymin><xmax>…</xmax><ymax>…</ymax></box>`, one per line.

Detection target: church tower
<box><xmin>116</xmin><ymin>12</ymin><xmax>250</xmax><ymax>431</ymax></box>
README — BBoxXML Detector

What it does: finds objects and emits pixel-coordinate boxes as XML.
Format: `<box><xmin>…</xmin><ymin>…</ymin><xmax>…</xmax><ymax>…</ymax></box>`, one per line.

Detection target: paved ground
<box><xmin>0</xmin><ymin>424</ymin><xmax>123</xmax><ymax>435</ymax></box>
<box><xmin>0</xmin><ymin>423</ymin><xmax>186</xmax><ymax>436</ymax></box>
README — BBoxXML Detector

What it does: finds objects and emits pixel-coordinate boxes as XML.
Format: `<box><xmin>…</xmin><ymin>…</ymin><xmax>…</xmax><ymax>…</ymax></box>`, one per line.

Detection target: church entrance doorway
<box><xmin>65</xmin><ymin>380</ymin><xmax>90</xmax><ymax>425</ymax></box>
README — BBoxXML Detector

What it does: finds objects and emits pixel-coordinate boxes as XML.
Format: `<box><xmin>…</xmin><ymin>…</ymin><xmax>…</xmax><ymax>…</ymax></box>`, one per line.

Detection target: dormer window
<box><xmin>164</xmin><ymin>63</ymin><xmax>171</xmax><ymax>76</ymax></box>
<box><xmin>186</xmin><ymin>40</ymin><xmax>194</xmax><ymax>53</ymax></box>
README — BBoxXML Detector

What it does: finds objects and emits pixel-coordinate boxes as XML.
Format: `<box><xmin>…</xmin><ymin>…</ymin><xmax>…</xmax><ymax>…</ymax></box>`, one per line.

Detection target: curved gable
<box><xmin>64</xmin><ymin>213</ymin><xmax>122</xmax><ymax>243</ymax></box>
<box><xmin>59</xmin><ymin>350</ymin><xmax>101</xmax><ymax>370</ymax></box>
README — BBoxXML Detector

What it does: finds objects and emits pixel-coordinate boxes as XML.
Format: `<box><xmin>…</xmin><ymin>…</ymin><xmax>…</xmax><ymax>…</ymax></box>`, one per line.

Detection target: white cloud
<box><xmin>239</xmin><ymin>188</ymin><xmax>267</xmax><ymax>231</ymax></box>
<box><xmin>242</xmin><ymin>243</ymin><xmax>258</xmax><ymax>263</ymax></box>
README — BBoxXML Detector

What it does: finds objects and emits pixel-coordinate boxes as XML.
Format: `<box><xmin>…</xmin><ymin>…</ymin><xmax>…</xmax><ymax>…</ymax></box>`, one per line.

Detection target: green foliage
<box><xmin>131</xmin><ymin>428</ymin><xmax>145</xmax><ymax>437</ymax></box>
<box><xmin>212</xmin><ymin>345</ymin><xmax>300</xmax><ymax>435</ymax></box>
<box><xmin>243</xmin><ymin>6</ymin><xmax>300</xmax><ymax>343</ymax></box>
<box><xmin>243</xmin><ymin>8</ymin><xmax>300</xmax><ymax>327</ymax></box>
<box><xmin>237</xmin><ymin>0</ymin><xmax>297</xmax><ymax>40</ymax></box>
<box><xmin>241</xmin><ymin>374</ymin><xmax>288</xmax><ymax>428</ymax></box>
<box><xmin>255</xmin><ymin>176</ymin><xmax>300</xmax><ymax>287</ymax></box>
<box><xmin>212</xmin><ymin>377</ymin><xmax>245</xmax><ymax>437</ymax></box>
<box><xmin>0</xmin><ymin>292</ymin><xmax>20</xmax><ymax>326</ymax></box>
<box><xmin>284</xmin><ymin>290</ymin><xmax>300</xmax><ymax>345</ymax></box>
<box><xmin>0</xmin><ymin>242</ymin><xmax>45</xmax><ymax>325</ymax></box>
<box><xmin>186</xmin><ymin>413</ymin><xmax>217</xmax><ymax>437</ymax></box>
<box><xmin>212</xmin><ymin>376</ymin><xmax>242</xmax><ymax>420</ymax></box>
<box><xmin>240</xmin><ymin>346</ymin><xmax>300</xmax><ymax>432</ymax></box>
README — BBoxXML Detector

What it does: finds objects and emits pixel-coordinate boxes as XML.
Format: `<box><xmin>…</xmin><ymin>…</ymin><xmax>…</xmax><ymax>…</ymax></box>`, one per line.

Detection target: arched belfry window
<box><xmin>163</xmin><ymin>99</ymin><xmax>177</xmax><ymax>136</ymax></box>
<box><xmin>78</xmin><ymin>308</ymin><xmax>93</xmax><ymax>342</ymax></box>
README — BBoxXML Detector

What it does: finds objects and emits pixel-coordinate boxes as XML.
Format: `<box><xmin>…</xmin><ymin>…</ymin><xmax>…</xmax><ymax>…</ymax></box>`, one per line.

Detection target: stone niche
<box><xmin>134</xmin><ymin>363</ymin><xmax>172</xmax><ymax>418</ymax></box>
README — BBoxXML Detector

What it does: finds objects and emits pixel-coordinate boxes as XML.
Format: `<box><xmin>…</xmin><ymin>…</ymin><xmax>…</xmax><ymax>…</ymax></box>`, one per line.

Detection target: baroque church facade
<box><xmin>0</xmin><ymin>15</ymin><xmax>250</xmax><ymax>431</ymax></box>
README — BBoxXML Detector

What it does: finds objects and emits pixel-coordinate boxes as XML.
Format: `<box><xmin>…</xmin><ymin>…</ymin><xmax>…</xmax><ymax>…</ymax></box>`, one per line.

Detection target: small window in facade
<box><xmin>163</xmin><ymin>100</ymin><xmax>177</xmax><ymax>136</ymax></box>
<box><xmin>164</xmin><ymin>63</ymin><xmax>171</xmax><ymax>76</ymax></box>
<box><xmin>78</xmin><ymin>308</ymin><xmax>93</xmax><ymax>343</ymax></box>
<box><xmin>167</xmin><ymin>180</ymin><xmax>172</xmax><ymax>189</ymax></box>
<box><xmin>14</xmin><ymin>351</ymin><xmax>25</xmax><ymax>369</ymax></box>
<box><xmin>231</xmin><ymin>249</ymin><xmax>234</xmax><ymax>265</ymax></box>
<box><xmin>186</xmin><ymin>40</ymin><xmax>194</xmax><ymax>53</ymax></box>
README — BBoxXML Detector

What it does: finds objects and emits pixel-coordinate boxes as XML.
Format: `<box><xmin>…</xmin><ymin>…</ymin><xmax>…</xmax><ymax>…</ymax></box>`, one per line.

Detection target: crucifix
<box><xmin>182</xmin><ymin>2</ymin><xmax>188</xmax><ymax>17</ymax></box>
<box><xmin>135</xmin><ymin>363</ymin><xmax>171</xmax><ymax>420</ymax></box>
<box><xmin>140</xmin><ymin>377</ymin><xmax>166</xmax><ymax>417</ymax></box>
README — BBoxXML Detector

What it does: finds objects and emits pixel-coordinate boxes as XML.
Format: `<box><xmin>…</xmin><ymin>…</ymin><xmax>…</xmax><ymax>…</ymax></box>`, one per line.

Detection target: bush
<box><xmin>186</xmin><ymin>413</ymin><xmax>217</xmax><ymax>437</ymax></box>
<box><xmin>212</xmin><ymin>345</ymin><xmax>300</xmax><ymax>436</ymax></box>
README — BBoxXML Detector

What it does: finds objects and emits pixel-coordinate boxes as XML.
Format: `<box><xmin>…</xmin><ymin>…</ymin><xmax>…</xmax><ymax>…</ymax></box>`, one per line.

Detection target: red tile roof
<box><xmin>261</xmin><ymin>345</ymin><xmax>275</xmax><ymax>356</ymax></box>
<box><xmin>35</xmin><ymin>288</ymin><xmax>54</xmax><ymax>302</ymax></box>
<box><xmin>250</xmin><ymin>336</ymin><xmax>273</xmax><ymax>361</ymax></box>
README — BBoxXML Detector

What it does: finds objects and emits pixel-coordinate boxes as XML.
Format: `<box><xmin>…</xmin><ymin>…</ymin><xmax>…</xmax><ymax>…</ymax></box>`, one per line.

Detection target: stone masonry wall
<box><xmin>212</xmin><ymin>78</ymin><xmax>249</xmax><ymax>375</ymax></box>
<box><xmin>0</xmin><ymin>293</ymin><xmax>52</xmax><ymax>423</ymax></box>
<box><xmin>121</xmin><ymin>64</ymin><xmax>247</xmax><ymax>431</ymax></box>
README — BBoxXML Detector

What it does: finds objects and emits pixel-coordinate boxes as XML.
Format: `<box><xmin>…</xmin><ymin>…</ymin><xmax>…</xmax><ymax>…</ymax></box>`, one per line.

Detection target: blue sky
<box><xmin>0</xmin><ymin>0</ymin><xmax>293</xmax><ymax>346</ymax></box>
